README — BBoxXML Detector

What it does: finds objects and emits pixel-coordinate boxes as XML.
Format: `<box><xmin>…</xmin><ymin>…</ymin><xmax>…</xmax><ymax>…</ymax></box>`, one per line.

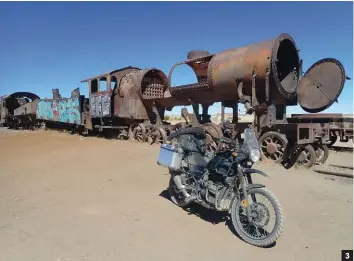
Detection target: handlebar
<box><xmin>217</xmin><ymin>136</ymin><xmax>239</xmax><ymax>146</ymax></box>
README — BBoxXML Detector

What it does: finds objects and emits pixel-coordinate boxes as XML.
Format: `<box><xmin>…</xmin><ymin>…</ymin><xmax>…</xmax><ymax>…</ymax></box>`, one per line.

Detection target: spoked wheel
<box><xmin>314</xmin><ymin>144</ymin><xmax>329</xmax><ymax>164</ymax></box>
<box><xmin>128</xmin><ymin>123</ymin><xmax>146</xmax><ymax>142</ymax></box>
<box><xmin>259</xmin><ymin>132</ymin><xmax>288</xmax><ymax>163</ymax></box>
<box><xmin>149</xmin><ymin>127</ymin><xmax>167</xmax><ymax>145</ymax></box>
<box><xmin>231</xmin><ymin>187</ymin><xmax>284</xmax><ymax>247</ymax></box>
<box><xmin>295</xmin><ymin>144</ymin><xmax>316</xmax><ymax>168</ymax></box>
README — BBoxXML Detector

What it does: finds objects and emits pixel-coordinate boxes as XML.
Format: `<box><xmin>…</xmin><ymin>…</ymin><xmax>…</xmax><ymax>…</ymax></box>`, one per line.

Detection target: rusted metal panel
<box><xmin>113</xmin><ymin>68</ymin><xmax>169</xmax><ymax>120</ymax></box>
<box><xmin>89</xmin><ymin>91</ymin><xmax>111</xmax><ymax>118</ymax></box>
<box><xmin>291</xmin><ymin>113</ymin><xmax>344</xmax><ymax>119</ymax></box>
<box><xmin>114</xmin><ymin>72</ymin><xmax>147</xmax><ymax>119</ymax></box>
<box><xmin>290</xmin><ymin>114</ymin><xmax>353</xmax><ymax>136</ymax></box>
<box><xmin>36</xmin><ymin>98</ymin><xmax>82</xmax><ymax>125</ymax></box>
<box><xmin>52</xmin><ymin>89</ymin><xmax>62</xmax><ymax>99</ymax></box>
<box><xmin>80</xmin><ymin>66</ymin><xmax>141</xmax><ymax>83</ymax></box>
<box><xmin>297</xmin><ymin>123</ymin><xmax>316</xmax><ymax>144</ymax></box>
<box><xmin>296</xmin><ymin>59</ymin><xmax>347</xmax><ymax>113</ymax></box>
<box><xmin>14</xmin><ymin>100</ymin><xmax>38</xmax><ymax>116</ymax></box>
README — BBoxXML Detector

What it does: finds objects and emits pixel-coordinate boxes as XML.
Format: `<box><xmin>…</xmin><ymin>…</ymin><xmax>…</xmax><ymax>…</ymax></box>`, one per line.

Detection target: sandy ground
<box><xmin>0</xmin><ymin>128</ymin><xmax>353</xmax><ymax>261</ymax></box>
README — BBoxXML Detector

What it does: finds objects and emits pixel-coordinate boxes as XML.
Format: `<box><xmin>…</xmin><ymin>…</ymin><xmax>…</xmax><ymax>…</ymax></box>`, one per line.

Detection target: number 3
<box><xmin>346</xmin><ymin>252</ymin><xmax>350</xmax><ymax>259</ymax></box>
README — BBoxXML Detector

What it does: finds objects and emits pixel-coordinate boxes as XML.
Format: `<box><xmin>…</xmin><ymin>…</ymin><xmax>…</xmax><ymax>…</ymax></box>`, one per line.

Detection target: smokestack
<box><xmin>52</xmin><ymin>89</ymin><xmax>62</xmax><ymax>99</ymax></box>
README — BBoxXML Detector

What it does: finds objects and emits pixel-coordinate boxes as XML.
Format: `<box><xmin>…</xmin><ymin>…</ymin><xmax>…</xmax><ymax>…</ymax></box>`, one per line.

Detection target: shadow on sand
<box><xmin>159</xmin><ymin>189</ymin><xmax>276</xmax><ymax>248</ymax></box>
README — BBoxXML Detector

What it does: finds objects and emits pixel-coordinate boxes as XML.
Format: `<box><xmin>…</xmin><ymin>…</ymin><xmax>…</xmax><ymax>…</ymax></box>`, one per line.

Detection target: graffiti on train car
<box><xmin>36</xmin><ymin>98</ymin><xmax>81</xmax><ymax>124</ymax></box>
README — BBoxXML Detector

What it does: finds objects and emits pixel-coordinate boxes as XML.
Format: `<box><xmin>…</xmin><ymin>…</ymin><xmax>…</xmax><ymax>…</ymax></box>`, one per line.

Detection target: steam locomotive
<box><xmin>0</xmin><ymin>33</ymin><xmax>351</xmax><ymax>168</ymax></box>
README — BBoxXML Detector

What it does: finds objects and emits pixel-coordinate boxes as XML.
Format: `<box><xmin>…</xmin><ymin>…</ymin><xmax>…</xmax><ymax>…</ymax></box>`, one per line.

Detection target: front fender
<box><xmin>246</xmin><ymin>184</ymin><xmax>265</xmax><ymax>192</ymax></box>
<box><xmin>243</xmin><ymin>168</ymin><xmax>270</xmax><ymax>177</ymax></box>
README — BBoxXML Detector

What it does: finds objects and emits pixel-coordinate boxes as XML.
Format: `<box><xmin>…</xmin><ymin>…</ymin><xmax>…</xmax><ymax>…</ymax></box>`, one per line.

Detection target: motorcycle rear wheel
<box><xmin>230</xmin><ymin>187</ymin><xmax>284</xmax><ymax>247</ymax></box>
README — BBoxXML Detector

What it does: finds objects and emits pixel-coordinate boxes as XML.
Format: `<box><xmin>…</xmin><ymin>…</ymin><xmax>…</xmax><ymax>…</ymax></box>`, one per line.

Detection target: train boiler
<box><xmin>154</xmin><ymin>33</ymin><xmax>350</xmax><ymax>167</ymax></box>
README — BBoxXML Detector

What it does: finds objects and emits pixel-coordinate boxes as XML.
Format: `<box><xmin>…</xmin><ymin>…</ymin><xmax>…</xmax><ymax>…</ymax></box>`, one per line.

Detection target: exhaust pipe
<box><xmin>173</xmin><ymin>175</ymin><xmax>191</xmax><ymax>198</ymax></box>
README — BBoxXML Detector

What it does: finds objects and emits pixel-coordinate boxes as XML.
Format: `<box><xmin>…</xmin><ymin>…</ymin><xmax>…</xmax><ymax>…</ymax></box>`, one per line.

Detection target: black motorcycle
<box><xmin>157</xmin><ymin>127</ymin><xmax>284</xmax><ymax>247</ymax></box>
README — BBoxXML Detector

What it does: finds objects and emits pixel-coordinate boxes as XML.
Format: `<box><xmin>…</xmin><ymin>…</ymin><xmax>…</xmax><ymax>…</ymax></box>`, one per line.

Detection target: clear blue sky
<box><xmin>0</xmin><ymin>1</ymin><xmax>352</xmax><ymax>115</ymax></box>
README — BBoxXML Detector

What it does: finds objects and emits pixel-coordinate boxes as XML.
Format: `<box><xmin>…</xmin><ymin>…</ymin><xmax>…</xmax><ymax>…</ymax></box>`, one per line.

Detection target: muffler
<box><xmin>173</xmin><ymin>175</ymin><xmax>191</xmax><ymax>198</ymax></box>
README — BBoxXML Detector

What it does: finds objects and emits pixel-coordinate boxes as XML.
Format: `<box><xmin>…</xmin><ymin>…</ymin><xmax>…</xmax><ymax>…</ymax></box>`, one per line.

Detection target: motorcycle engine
<box><xmin>175</xmin><ymin>132</ymin><xmax>234</xmax><ymax>211</ymax></box>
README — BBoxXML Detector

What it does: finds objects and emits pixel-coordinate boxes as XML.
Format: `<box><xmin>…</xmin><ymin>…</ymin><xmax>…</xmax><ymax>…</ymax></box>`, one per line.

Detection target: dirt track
<box><xmin>0</xmin><ymin>129</ymin><xmax>353</xmax><ymax>261</ymax></box>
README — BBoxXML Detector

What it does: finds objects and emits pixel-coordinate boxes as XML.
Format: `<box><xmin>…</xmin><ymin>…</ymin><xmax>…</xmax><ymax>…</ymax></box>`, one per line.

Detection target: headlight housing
<box><xmin>249</xmin><ymin>149</ymin><xmax>261</xmax><ymax>163</ymax></box>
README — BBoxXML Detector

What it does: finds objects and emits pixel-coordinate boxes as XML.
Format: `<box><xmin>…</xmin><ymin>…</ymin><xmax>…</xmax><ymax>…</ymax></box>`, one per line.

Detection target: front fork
<box><xmin>238</xmin><ymin>166</ymin><xmax>255</xmax><ymax>223</ymax></box>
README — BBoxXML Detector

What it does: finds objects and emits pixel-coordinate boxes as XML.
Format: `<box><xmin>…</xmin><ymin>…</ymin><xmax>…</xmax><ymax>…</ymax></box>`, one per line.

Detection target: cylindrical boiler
<box><xmin>207</xmin><ymin>33</ymin><xmax>300</xmax><ymax>100</ymax></box>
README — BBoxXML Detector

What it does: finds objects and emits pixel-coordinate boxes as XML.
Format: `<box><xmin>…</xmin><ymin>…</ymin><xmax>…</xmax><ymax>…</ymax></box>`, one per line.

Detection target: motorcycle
<box><xmin>157</xmin><ymin>126</ymin><xmax>284</xmax><ymax>247</ymax></box>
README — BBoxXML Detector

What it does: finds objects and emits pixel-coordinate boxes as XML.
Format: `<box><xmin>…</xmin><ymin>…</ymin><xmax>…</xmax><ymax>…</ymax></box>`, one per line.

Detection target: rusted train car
<box><xmin>0</xmin><ymin>92</ymin><xmax>40</xmax><ymax>128</ymax></box>
<box><xmin>2</xmin><ymin>33</ymin><xmax>350</xmax><ymax>169</ymax></box>
<box><xmin>289</xmin><ymin>113</ymin><xmax>353</xmax><ymax>146</ymax></box>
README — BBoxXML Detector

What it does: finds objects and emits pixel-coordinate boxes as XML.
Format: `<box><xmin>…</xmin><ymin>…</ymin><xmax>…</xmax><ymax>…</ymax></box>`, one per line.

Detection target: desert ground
<box><xmin>0</xmin><ymin>128</ymin><xmax>353</xmax><ymax>261</ymax></box>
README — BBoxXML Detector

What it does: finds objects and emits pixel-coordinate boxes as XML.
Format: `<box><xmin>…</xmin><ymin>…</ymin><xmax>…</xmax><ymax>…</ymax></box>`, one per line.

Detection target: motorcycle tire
<box><xmin>230</xmin><ymin>187</ymin><xmax>284</xmax><ymax>247</ymax></box>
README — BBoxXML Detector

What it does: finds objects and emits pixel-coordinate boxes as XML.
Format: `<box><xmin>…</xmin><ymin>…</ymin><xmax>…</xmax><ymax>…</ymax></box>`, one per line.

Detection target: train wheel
<box><xmin>128</xmin><ymin>123</ymin><xmax>146</xmax><ymax>142</ymax></box>
<box><xmin>150</xmin><ymin>127</ymin><xmax>167</xmax><ymax>145</ymax></box>
<box><xmin>117</xmin><ymin>129</ymin><xmax>129</xmax><ymax>140</ymax></box>
<box><xmin>314</xmin><ymin>144</ymin><xmax>329</xmax><ymax>164</ymax></box>
<box><xmin>259</xmin><ymin>132</ymin><xmax>288</xmax><ymax>164</ymax></box>
<box><xmin>296</xmin><ymin>144</ymin><xmax>316</xmax><ymax>168</ymax></box>
<box><xmin>40</xmin><ymin>122</ymin><xmax>47</xmax><ymax>131</ymax></box>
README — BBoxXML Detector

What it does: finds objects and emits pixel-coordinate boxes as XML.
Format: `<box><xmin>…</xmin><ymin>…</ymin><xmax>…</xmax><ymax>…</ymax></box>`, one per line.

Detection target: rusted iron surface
<box><xmin>80</xmin><ymin>66</ymin><xmax>141</xmax><ymax>84</ymax></box>
<box><xmin>0</xmin><ymin>92</ymin><xmax>40</xmax><ymax>124</ymax></box>
<box><xmin>296</xmin><ymin>123</ymin><xmax>316</xmax><ymax>145</ymax></box>
<box><xmin>296</xmin><ymin>59</ymin><xmax>346</xmax><ymax>113</ymax></box>
<box><xmin>112</xmin><ymin>68</ymin><xmax>168</xmax><ymax>120</ymax></box>
<box><xmin>52</xmin><ymin>89</ymin><xmax>62</xmax><ymax>99</ymax></box>
<box><xmin>166</xmin><ymin>33</ymin><xmax>302</xmax><ymax>108</ymax></box>
<box><xmin>14</xmin><ymin>100</ymin><xmax>38</xmax><ymax>116</ymax></box>
<box><xmin>289</xmin><ymin>113</ymin><xmax>353</xmax><ymax>132</ymax></box>
<box><xmin>291</xmin><ymin>113</ymin><xmax>344</xmax><ymax>119</ymax></box>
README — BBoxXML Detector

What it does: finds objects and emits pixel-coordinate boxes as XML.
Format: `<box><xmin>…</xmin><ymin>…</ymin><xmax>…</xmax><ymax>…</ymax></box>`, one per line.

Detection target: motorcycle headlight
<box><xmin>249</xmin><ymin>149</ymin><xmax>261</xmax><ymax>163</ymax></box>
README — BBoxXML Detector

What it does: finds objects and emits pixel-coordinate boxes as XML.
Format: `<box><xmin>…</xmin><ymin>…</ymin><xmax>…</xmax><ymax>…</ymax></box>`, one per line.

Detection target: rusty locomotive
<box><xmin>0</xmin><ymin>33</ymin><xmax>351</xmax><ymax>168</ymax></box>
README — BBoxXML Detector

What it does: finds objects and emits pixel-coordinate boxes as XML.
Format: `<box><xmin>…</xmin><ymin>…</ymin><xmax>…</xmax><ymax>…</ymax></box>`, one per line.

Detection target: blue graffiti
<box><xmin>36</xmin><ymin>100</ymin><xmax>54</xmax><ymax>120</ymax></box>
<box><xmin>36</xmin><ymin>98</ymin><xmax>81</xmax><ymax>125</ymax></box>
<box><xmin>58</xmin><ymin>99</ymin><xmax>81</xmax><ymax>124</ymax></box>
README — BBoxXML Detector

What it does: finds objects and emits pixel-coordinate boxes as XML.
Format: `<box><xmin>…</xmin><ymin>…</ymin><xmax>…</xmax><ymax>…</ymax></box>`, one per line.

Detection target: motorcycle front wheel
<box><xmin>230</xmin><ymin>187</ymin><xmax>284</xmax><ymax>247</ymax></box>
